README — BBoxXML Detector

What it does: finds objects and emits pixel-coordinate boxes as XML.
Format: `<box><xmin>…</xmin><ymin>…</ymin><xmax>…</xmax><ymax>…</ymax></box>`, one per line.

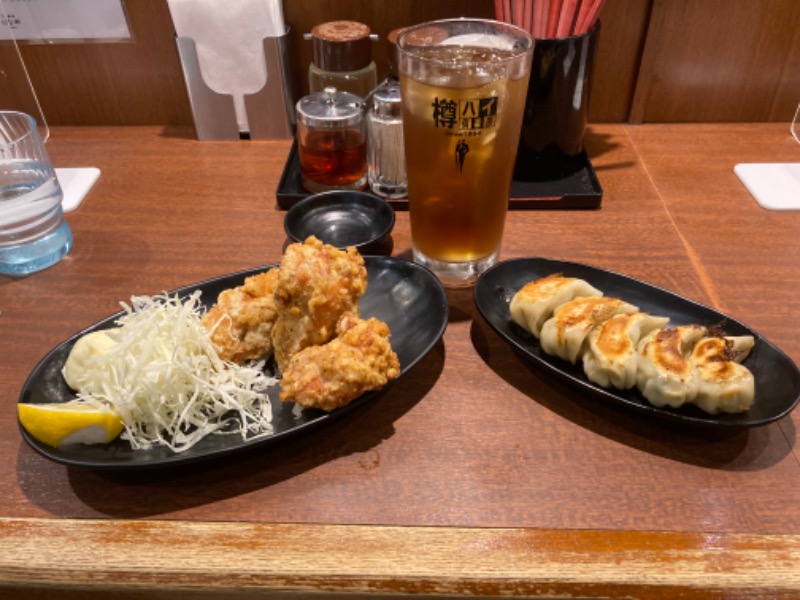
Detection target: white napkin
<box><xmin>56</xmin><ymin>167</ymin><xmax>100</xmax><ymax>212</ymax></box>
<box><xmin>168</xmin><ymin>0</ymin><xmax>286</xmax><ymax>133</ymax></box>
<box><xmin>734</xmin><ymin>163</ymin><xmax>800</xmax><ymax>210</ymax></box>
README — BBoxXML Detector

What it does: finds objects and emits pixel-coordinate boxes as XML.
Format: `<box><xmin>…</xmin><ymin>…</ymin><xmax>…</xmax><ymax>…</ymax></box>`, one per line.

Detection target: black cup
<box><xmin>515</xmin><ymin>23</ymin><xmax>599</xmax><ymax>180</ymax></box>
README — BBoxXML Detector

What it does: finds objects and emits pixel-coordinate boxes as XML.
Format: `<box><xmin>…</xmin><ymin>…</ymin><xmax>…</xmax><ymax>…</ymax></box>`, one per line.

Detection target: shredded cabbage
<box><xmin>68</xmin><ymin>291</ymin><xmax>277</xmax><ymax>453</ymax></box>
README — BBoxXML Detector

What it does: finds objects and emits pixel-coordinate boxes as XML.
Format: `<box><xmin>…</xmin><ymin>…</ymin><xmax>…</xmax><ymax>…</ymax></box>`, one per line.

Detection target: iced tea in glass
<box><xmin>397</xmin><ymin>19</ymin><xmax>532</xmax><ymax>286</ymax></box>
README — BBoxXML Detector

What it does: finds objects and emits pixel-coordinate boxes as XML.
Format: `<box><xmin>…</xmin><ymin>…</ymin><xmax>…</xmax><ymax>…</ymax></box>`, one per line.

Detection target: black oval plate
<box><xmin>474</xmin><ymin>257</ymin><xmax>800</xmax><ymax>428</ymax></box>
<box><xmin>19</xmin><ymin>256</ymin><xmax>448</xmax><ymax>469</ymax></box>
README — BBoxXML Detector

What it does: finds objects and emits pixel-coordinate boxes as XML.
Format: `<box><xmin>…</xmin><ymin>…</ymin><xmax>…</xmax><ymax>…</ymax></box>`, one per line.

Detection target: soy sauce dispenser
<box><xmin>295</xmin><ymin>87</ymin><xmax>368</xmax><ymax>193</ymax></box>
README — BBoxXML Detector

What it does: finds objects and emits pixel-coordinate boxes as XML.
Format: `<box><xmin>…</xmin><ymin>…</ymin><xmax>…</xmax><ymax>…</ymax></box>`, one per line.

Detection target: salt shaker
<box><xmin>295</xmin><ymin>87</ymin><xmax>368</xmax><ymax>193</ymax></box>
<box><xmin>367</xmin><ymin>80</ymin><xmax>406</xmax><ymax>198</ymax></box>
<box><xmin>366</xmin><ymin>28</ymin><xmax>407</xmax><ymax>198</ymax></box>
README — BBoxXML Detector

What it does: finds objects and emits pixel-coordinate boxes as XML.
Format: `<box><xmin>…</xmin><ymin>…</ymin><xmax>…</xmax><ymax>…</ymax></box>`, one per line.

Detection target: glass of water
<box><xmin>0</xmin><ymin>111</ymin><xmax>72</xmax><ymax>275</ymax></box>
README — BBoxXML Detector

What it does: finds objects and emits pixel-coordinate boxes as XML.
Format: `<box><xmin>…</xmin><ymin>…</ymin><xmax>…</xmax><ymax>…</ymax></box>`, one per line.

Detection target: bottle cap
<box><xmin>311</xmin><ymin>21</ymin><xmax>373</xmax><ymax>72</ymax></box>
<box><xmin>397</xmin><ymin>25</ymin><xmax>450</xmax><ymax>50</ymax></box>
<box><xmin>386</xmin><ymin>28</ymin><xmax>405</xmax><ymax>78</ymax></box>
<box><xmin>370</xmin><ymin>81</ymin><xmax>402</xmax><ymax>119</ymax></box>
<box><xmin>296</xmin><ymin>87</ymin><xmax>365</xmax><ymax>129</ymax></box>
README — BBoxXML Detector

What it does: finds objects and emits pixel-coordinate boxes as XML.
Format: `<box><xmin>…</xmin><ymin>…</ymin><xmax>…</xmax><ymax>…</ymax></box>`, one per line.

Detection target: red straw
<box><xmin>556</xmin><ymin>0</ymin><xmax>579</xmax><ymax>37</ymax></box>
<box><xmin>494</xmin><ymin>0</ymin><xmax>505</xmax><ymax>21</ymax></box>
<box><xmin>496</xmin><ymin>0</ymin><xmax>600</xmax><ymax>39</ymax></box>
<box><xmin>523</xmin><ymin>0</ymin><xmax>534</xmax><ymax>34</ymax></box>
<box><xmin>546</xmin><ymin>0</ymin><xmax>562</xmax><ymax>37</ymax></box>
<box><xmin>512</xmin><ymin>0</ymin><xmax>524</xmax><ymax>28</ymax></box>
<box><xmin>536</xmin><ymin>0</ymin><xmax>549</xmax><ymax>38</ymax></box>
<box><xmin>573</xmin><ymin>0</ymin><xmax>592</xmax><ymax>34</ymax></box>
<box><xmin>575</xmin><ymin>0</ymin><xmax>605</xmax><ymax>34</ymax></box>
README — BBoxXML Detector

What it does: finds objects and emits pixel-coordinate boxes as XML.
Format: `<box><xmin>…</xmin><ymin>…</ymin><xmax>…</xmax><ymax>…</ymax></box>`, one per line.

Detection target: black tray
<box><xmin>275</xmin><ymin>140</ymin><xmax>603</xmax><ymax>210</ymax></box>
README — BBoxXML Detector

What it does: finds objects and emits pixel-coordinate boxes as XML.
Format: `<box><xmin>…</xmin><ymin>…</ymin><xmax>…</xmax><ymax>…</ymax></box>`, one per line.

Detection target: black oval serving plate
<box><xmin>474</xmin><ymin>257</ymin><xmax>800</xmax><ymax>428</ymax></box>
<box><xmin>19</xmin><ymin>256</ymin><xmax>448</xmax><ymax>469</ymax></box>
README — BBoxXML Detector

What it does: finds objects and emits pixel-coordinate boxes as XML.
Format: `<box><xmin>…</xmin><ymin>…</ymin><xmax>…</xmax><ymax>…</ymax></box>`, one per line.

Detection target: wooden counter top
<box><xmin>1</xmin><ymin>124</ymin><xmax>799</xmax><ymax>598</ymax></box>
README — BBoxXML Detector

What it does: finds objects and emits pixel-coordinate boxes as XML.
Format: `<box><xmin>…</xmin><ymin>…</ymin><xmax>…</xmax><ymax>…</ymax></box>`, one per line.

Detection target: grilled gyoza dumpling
<box><xmin>539</xmin><ymin>296</ymin><xmax>638</xmax><ymax>364</ymax></box>
<box><xmin>636</xmin><ymin>325</ymin><xmax>707</xmax><ymax>408</ymax></box>
<box><xmin>583</xmin><ymin>312</ymin><xmax>670</xmax><ymax>390</ymax></box>
<box><xmin>509</xmin><ymin>274</ymin><xmax>602</xmax><ymax>338</ymax></box>
<box><xmin>689</xmin><ymin>335</ymin><xmax>755</xmax><ymax>414</ymax></box>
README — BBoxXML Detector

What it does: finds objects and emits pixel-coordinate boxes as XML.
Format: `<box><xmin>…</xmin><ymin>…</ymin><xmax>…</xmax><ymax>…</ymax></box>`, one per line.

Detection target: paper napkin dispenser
<box><xmin>169</xmin><ymin>0</ymin><xmax>294</xmax><ymax>140</ymax></box>
<box><xmin>175</xmin><ymin>31</ymin><xmax>294</xmax><ymax>140</ymax></box>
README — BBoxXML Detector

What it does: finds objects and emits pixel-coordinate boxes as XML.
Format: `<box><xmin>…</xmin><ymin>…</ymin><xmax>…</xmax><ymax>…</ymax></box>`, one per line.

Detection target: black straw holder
<box><xmin>515</xmin><ymin>23</ymin><xmax>600</xmax><ymax>180</ymax></box>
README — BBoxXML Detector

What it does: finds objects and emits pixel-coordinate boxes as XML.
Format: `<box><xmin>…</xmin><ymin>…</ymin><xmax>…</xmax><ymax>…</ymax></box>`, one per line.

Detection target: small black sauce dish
<box><xmin>284</xmin><ymin>191</ymin><xmax>395</xmax><ymax>255</ymax></box>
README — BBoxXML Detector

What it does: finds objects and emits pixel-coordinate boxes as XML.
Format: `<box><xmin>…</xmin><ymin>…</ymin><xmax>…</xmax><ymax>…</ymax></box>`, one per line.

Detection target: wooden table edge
<box><xmin>1</xmin><ymin>517</ymin><xmax>799</xmax><ymax>598</ymax></box>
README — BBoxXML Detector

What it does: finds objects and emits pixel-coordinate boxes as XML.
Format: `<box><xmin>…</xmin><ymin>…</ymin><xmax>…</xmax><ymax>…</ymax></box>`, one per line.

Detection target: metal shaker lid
<box><xmin>296</xmin><ymin>87</ymin><xmax>365</xmax><ymax>128</ymax></box>
<box><xmin>311</xmin><ymin>21</ymin><xmax>373</xmax><ymax>72</ymax></box>
<box><xmin>370</xmin><ymin>81</ymin><xmax>402</xmax><ymax>120</ymax></box>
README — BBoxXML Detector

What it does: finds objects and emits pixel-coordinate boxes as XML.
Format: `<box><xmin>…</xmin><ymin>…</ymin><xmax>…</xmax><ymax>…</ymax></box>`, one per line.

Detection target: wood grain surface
<box><xmin>631</xmin><ymin>0</ymin><xmax>800</xmax><ymax>123</ymax></box>
<box><xmin>1</xmin><ymin>518</ymin><xmax>799</xmax><ymax>599</ymax></box>
<box><xmin>0</xmin><ymin>124</ymin><xmax>799</xmax><ymax>598</ymax></box>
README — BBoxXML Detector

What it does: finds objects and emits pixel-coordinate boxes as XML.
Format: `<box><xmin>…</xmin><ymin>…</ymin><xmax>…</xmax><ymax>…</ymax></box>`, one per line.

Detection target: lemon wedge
<box><xmin>18</xmin><ymin>401</ymin><xmax>124</xmax><ymax>448</ymax></box>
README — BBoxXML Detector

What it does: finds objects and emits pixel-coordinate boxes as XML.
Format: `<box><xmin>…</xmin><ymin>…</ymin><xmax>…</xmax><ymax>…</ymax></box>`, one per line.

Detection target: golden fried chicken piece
<box><xmin>202</xmin><ymin>269</ymin><xmax>280</xmax><ymax>363</ymax></box>
<box><xmin>279</xmin><ymin>312</ymin><xmax>400</xmax><ymax>412</ymax></box>
<box><xmin>272</xmin><ymin>236</ymin><xmax>367</xmax><ymax>373</ymax></box>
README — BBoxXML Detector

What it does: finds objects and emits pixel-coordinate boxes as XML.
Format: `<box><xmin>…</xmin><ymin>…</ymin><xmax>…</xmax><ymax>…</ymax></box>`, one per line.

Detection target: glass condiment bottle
<box><xmin>366</xmin><ymin>27</ymin><xmax>407</xmax><ymax>198</ymax></box>
<box><xmin>295</xmin><ymin>87</ymin><xmax>368</xmax><ymax>193</ymax></box>
<box><xmin>367</xmin><ymin>80</ymin><xmax>406</xmax><ymax>198</ymax></box>
<box><xmin>308</xmin><ymin>21</ymin><xmax>377</xmax><ymax>99</ymax></box>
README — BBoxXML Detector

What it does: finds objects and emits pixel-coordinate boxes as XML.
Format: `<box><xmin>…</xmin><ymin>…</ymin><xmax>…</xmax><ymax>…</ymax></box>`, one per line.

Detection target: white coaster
<box><xmin>56</xmin><ymin>167</ymin><xmax>101</xmax><ymax>212</ymax></box>
<box><xmin>734</xmin><ymin>163</ymin><xmax>800</xmax><ymax>210</ymax></box>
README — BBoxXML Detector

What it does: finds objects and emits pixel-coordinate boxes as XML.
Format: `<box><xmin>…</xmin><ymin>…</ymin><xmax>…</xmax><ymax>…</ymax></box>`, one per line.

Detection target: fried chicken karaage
<box><xmin>279</xmin><ymin>311</ymin><xmax>400</xmax><ymax>411</ymax></box>
<box><xmin>272</xmin><ymin>236</ymin><xmax>367</xmax><ymax>373</ymax></box>
<box><xmin>202</xmin><ymin>238</ymin><xmax>396</xmax><ymax>414</ymax></box>
<box><xmin>201</xmin><ymin>268</ymin><xmax>280</xmax><ymax>363</ymax></box>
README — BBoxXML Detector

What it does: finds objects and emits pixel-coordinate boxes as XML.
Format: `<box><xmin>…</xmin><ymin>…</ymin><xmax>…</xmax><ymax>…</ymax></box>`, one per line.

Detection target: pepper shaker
<box><xmin>366</xmin><ymin>28</ymin><xmax>407</xmax><ymax>198</ymax></box>
<box><xmin>367</xmin><ymin>80</ymin><xmax>406</xmax><ymax>198</ymax></box>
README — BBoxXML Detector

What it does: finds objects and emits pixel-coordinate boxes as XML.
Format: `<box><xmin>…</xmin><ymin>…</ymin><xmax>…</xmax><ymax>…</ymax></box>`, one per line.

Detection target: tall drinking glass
<box><xmin>0</xmin><ymin>111</ymin><xmax>72</xmax><ymax>276</ymax></box>
<box><xmin>397</xmin><ymin>19</ymin><xmax>533</xmax><ymax>287</ymax></box>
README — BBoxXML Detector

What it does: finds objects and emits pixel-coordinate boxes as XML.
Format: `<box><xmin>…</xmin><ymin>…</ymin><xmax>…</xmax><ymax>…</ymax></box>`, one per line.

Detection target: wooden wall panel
<box><xmin>280</xmin><ymin>0</ymin><xmax>649</xmax><ymax>124</ymax></box>
<box><xmin>0</xmin><ymin>0</ymin><xmax>192</xmax><ymax>126</ymax></box>
<box><xmin>631</xmin><ymin>0</ymin><xmax>800</xmax><ymax>123</ymax></box>
<box><xmin>1</xmin><ymin>1</ymin><xmax>795</xmax><ymax>126</ymax></box>
<box><xmin>588</xmin><ymin>0</ymin><xmax>651</xmax><ymax>123</ymax></box>
<box><xmin>0</xmin><ymin>0</ymin><xmax>642</xmax><ymax>126</ymax></box>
